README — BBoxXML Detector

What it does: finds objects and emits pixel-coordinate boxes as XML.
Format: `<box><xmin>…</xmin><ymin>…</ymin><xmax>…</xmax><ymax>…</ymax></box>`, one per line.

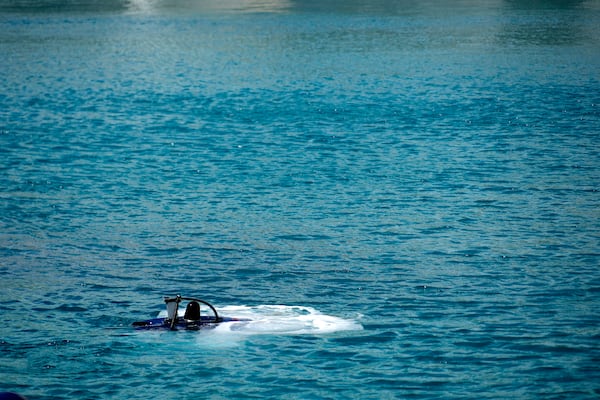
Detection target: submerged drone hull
<box><xmin>133</xmin><ymin>316</ymin><xmax>247</xmax><ymax>330</ymax></box>
<box><xmin>133</xmin><ymin>296</ymin><xmax>251</xmax><ymax>331</ymax></box>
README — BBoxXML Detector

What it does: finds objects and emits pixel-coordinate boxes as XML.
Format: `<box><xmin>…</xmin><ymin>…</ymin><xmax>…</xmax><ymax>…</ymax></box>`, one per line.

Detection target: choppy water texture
<box><xmin>1</xmin><ymin>0</ymin><xmax>600</xmax><ymax>399</ymax></box>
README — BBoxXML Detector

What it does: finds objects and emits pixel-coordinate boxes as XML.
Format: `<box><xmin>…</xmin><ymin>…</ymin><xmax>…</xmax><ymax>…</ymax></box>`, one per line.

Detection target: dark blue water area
<box><xmin>1</xmin><ymin>1</ymin><xmax>600</xmax><ymax>399</ymax></box>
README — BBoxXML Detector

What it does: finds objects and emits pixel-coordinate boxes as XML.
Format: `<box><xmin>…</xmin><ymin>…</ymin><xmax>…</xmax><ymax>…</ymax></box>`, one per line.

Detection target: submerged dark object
<box><xmin>0</xmin><ymin>393</ymin><xmax>28</xmax><ymax>400</ymax></box>
<box><xmin>133</xmin><ymin>295</ymin><xmax>248</xmax><ymax>330</ymax></box>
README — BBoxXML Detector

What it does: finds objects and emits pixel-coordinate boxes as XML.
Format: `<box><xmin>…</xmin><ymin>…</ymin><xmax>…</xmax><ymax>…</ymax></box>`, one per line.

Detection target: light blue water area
<box><xmin>1</xmin><ymin>0</ymin><xmax>599</xmax><ymax>398</ymax></box>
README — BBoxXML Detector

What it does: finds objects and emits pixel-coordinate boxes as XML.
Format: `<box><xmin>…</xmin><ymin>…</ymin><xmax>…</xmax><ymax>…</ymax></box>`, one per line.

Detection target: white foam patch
<box><xmin>126</xmin><ymin>0</ymin><xmax>157</xmax><ymax>13</ymax></box>
<box><xmin>214</xmin><ymin>305</ymin><xmax>363</xmax><ymax>336</ymax></box>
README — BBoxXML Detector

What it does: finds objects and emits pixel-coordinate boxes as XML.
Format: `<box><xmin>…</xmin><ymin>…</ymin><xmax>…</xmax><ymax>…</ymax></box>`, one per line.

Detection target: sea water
<box><xmin>1</xmin><ymin>0</ymin><xmax>599</xmax><ymax>399</ymax></box>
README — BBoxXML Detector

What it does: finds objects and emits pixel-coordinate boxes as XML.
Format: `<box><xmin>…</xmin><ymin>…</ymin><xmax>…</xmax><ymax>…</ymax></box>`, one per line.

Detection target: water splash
<box><xmin>157</xmin><ymin>304</ymin><xmax>362</xmax><ymax>336</ymax></box>
<box><xmin>145</xmin><ymin>305</ymin><xmax>362</xmax><ymax>348</ymax></box>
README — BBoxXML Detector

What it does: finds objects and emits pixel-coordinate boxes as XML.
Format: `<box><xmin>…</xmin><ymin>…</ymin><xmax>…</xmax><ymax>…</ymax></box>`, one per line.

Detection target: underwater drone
<box><xmin>132</xmin><ymin>295</ymin><xmax>250</xmax><ymax>330</ymax></box>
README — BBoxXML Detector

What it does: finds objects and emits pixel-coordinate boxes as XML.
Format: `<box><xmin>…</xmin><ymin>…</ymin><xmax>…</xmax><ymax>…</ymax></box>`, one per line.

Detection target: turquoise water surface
<box><xmin>1</xmin><ymin>0</ymin><xmax>599</xmax><ymax>399</ymax></box>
